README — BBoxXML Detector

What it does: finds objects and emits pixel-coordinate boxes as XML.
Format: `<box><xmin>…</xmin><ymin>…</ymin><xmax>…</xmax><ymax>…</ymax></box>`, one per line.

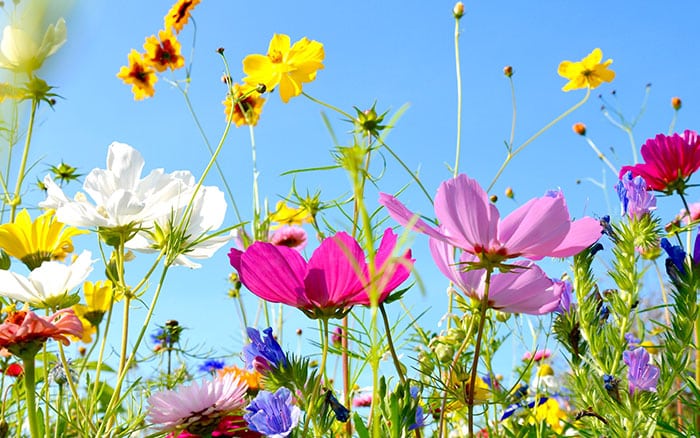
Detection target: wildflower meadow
<box><xmin>1</xmin><ymin>1</ymin><xmax>700</xmax><ymax>437</ymax></box>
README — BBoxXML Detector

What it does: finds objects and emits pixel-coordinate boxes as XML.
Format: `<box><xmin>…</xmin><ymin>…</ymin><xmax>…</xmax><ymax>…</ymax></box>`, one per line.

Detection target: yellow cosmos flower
<box><xmin>528</xmin><ymin>398</ymin><xmax>567</xmax><ymax>433</ymax></box>
<box><xmin>164</xmin><ymin>0</ymin><xmax>201</xmax><ymax>34</ymax></box>
<box><xmin>243</xmin><ymin>33</ymin><xmax>324</xmax><ymax>103</ymax></box>
<box><xmin>558</xmin><ymin>48</ymin><xmax>615</xmax><ymax>92</ymax></box>
<box><xmin>71</xmin><ymin>280</ymin><xmax>117</xmax><ymax>343</ymax></box>
<box><xmin>143</xmin><ymin>29</ymin><xmax>185</xmax><ymax>72</ymax></box>
<box><xmin>117</xmin><ymin>49</ymin><xmax>158</xmax><ymax>100</ymax></box>
<box><xmin>223</xmin><ymin>83</ymin><xmax>266</xmax><ymax>127</ymax></box>
<box><xmin>268</xmin><ymin>201</ymin><xmax>312</xmax><ymax>229</ymax></box>
<box><xmin>0</xmin><ymin>209</ymin><xmax>87</xmax><ymax>270</ymax></box>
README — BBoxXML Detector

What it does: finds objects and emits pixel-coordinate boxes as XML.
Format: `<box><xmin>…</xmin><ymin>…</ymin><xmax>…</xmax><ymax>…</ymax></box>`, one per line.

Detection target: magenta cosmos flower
<box><xmin>147</xmin><ymin>374</ymin><xmax>248</xmax><ymax>436</ymax></box>
<box><xmin>620</xmin><ymin>130</ymin><xmax>700</xmax><ymax>194</ymax></box>
<box><xmin>380</xmin><ymin>174</ymin><xmax>601</xmax><ymax>264</ymax></box>
<box><xmin>228</xmin><ymin>229</ymin><xmax>413</xmax><ymax>319</ymax></box>
<box><xmin>430</xmin><ymin>238</ymin><xmax>564</xmax><ymax>314</ymax></box>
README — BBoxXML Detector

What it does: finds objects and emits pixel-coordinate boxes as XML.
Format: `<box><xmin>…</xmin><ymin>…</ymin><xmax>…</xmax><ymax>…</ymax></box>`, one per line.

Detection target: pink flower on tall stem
<box><xmin>620</xmin><ymin>130</ymin><xmax>700</xmax><ymax>194</ymax></box>
<box><xmin>430</xmin><ymin>238</ymin><xmax>564</xmax><ymax>315</ymax></box>
<box><xmin>228</xmin><ymin>229</ymin><xmax>412</xmax><ymax>319</ymax></box>
<box><xmin>522</xmin><ymin>349</ymin><xmax>552</xmax><ymax>362</ymax></box>
<box><xmin>0</xmin><ymin>308</ymin><xmax>83</xmax><ymax>357</ymax></box>
<box><xmin>380</xmin><ymin>174</ymin><xmax>601</xmax><ymax>266</ymax></box>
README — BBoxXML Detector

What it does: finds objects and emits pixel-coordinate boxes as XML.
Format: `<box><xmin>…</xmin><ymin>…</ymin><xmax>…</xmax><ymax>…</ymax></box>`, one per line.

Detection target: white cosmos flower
<box><xmin>0</xmin><ymin>16</ymin><xmax>66</xmax><ymax>74</ymax></box>
<box><xmin>0</xmin><ymin>250</ymin><xmax>94</xmax><ymax>307</ymax></box>
<box><xmin>40</xmin><ymin>142</ymin><xmax>189</xmax><ymax>235</ymax></box>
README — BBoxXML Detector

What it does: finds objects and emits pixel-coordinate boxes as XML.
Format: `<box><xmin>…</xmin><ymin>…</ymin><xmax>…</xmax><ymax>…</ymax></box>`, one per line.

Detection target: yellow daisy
<box><xmin>243</xmin><ymin>33</ymin><xmax>324</xmax><ymax>103</ymax></box>
<box><xmin>117</xmin><ymin>49</ymin><xmax>158</xmax><ymax>100</ymax></box>
<box><xmin>0</xmin><ymin>209</ymin><xmax>87</xmax><ymax>270</ymax></box>
<box><xmin>164</xmin><ymin>0</ymin><xmax>201</xmax><ymax>34</ymax></box>
<box><xmin>558</xmin><ymin>48</ymin><xmax>615</xmax><ymax>92</ymax></box>
<box><xmin>529</xmin><ymin>397</ymin><xmax>567</xmax><ymax>433</ymax></box>
<box><xmin>223</xmin><ymin>83</ymin><xmax>266</xmax><ymax>127</ymax></box>
<box><xmin>143</xmin><ymin>29</ymin><xmax>185</xmax><ymax>72</ymax></box>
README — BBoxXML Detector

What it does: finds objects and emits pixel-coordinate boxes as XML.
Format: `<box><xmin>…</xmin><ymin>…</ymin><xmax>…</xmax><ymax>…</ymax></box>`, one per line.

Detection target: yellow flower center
<box><xmin>268</xmin><ymin>49</ymin><xmax>283</xmax><ymax>64</ymax></box>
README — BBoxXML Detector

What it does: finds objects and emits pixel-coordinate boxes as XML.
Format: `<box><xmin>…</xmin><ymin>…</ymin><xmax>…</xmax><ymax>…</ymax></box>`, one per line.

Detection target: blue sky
<box><xmin>6</xmin><ymin>1</ymin><xmax>700</xmax><ymax>382</ymax></box>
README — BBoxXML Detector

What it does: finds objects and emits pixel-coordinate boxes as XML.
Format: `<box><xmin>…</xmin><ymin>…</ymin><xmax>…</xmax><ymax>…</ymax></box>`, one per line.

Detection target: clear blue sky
<box><xmin>9</xmin><ymin>1</ymin><xmax>700</xmax><ymax>380</ymax></box>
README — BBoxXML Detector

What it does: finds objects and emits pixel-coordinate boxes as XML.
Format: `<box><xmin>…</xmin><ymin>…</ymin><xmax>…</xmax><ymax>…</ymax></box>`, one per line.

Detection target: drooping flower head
<box><xmin>615</xmin><ymin>171</ymin><xmax>656</xmax><ymax>219</ymax></box>
<box><xmin>557</xmin><ymin>48</ymin><xmax>615</xmax><ymax>92</ymax></box>
<box><xmin>223</xmin><ymin>83</ymin><xmax>266</xmax><ymax>127</ymax></box>
<box><xmin>620</xmin><ymin>130</ymin><xmax>700</xmax><ymax>195</ymax></box>
<box><xmin>243</xmin><ymin>327</ymin><xmax>287</xmax><ymax>372</ymax></box>
<box><xmin>380</xmin><ymin>174</ymin><xmax>602</xmax><ymax>268</ymax></box>
<box><xmin>0</xmin><ymin>13</ymin><xmax>66</xmax><ymax>74</ymax></box>
<box><xmin>147</xmin><ymin>374</ymin><xmax>248</xmax><ymax>436</ymax></box>
<box><xmin>164</xmin><ymin>0</ymin><xmax>201</xmax><ymax>34</ymax></box>
<box><xmin>623</xmin><ymin>347</ymin><xmax>660</xmax><ymax>395</ymax></box>
<box><xmin>0</xmin><ymin>209</ymin><xmax>87</xmax><ymax>270</ymax></box>
<box><xmin>117</xmin><ymin>50</ymin><xmax>158</xmax><ymax>100</ymax></box>
<box><xmin>0</xmin><ymin>308</ymin><xmax>83</xmax><ymax>358</ymax></box>
<box><xmin>143</xmin><ymin>29</ymin><xmax>185</xmax><ymax>72</ymax></box>
<box><xmin>243</xmin><ymin>34</ymin><xmax>324</xmax><ymax>103</ymax></box>
<box><xmin>244</xmin><ymin>387</ymin><xmax>301</xmax><ymax>438</ymax></box>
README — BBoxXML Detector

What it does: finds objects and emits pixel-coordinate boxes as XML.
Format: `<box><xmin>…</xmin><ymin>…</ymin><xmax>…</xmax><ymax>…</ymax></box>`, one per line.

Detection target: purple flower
<box><xmin>243</xmin><ymin>327</ymin><xmax>287</xmax><ymax>372</ymax></box>
<box><xmin>408</xmin><ymin>386</ymin><xmax>426</xmax><ymax>431</ymax></box>
<box><xmin>615</xmin><ymin>171</ymin><xmax>656</xmax><ymax>219</ymax></box>
<box><xmin>624</xmin><ymin>333</ymin><xmax>640</xmax><ymax>349</ymax></box>
<box><xmin>623</xmin><ymin>347</ymin><xmax>659</xmax><ymax>394</ymax></box>
<box><xmin>555</xmin><ymin>279</ymin><xmax>574</xmax><ymax>314</ymax></box>
<box><xmin>199</xmin><ymin>359</ymin><xmax>226</xmax><ymax>374</ymax></box>
<box><xmin>244</xmin><ymin>387</ymin><xmax>301</xmax><ymax>438</ymax></box>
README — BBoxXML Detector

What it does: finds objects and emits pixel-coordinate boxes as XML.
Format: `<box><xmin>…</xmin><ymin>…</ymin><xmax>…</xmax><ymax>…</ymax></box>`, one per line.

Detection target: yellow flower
<box><xmin>223</xmin><ymin>83</ymin><xmax>266</xmax><ymax>127</ymax></box>
<box><xmin>558</xmin><ymin>48</ymin><xmax>615</xmax><ymax>92</ymax></box>
<box><xmin>71</xmin><ymin>280</ymin><xmax>117</xmax><ymax>343</ymax></box>
<box><xmin>117</xmin><ymin>49</ymin><xmax>158</xmax><ymax>100</ymax></box>
<box><xmin>164</xmin><ymin>0</ymin><xmax>201</xmax><ymax>34</ymax></box>
<box><xmin>243</xmin><ymin>33</ymin><xmax>324</xmax><ymax>103</ymax></box>
<box><xmin>528</xmin><ymin>398</ymin><xmax>567</xmax><ymax>433</ymax></box>
<box><xmin>143</xmin><ymin>29</ymin><xmax>185</xmax><ymax>72</ymax></box>
<box><xmin>268</xmin><ymin>201</ymin><xmax>311</xmax><ymax>229</ymax></box>
<box><xmin>0</xmin><ymin>209</ymin><xmax>87</xmax><ymax>270</ymax></box>
<box><xmin>219</xmin><ymin>365</ymin><xmax>261</xmax><ymax>390</ymax></box>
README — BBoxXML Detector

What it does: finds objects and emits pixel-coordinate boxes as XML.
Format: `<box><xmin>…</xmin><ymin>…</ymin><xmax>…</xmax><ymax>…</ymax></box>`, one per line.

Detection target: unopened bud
<box><xmin>505</xmin><ymin>187</ymin><xmax>514</xmax><ymax>199</ymax></box>
<box><xmin>503</xmin><ymin>65</ymin><xmax>513</xmax><ymax>77</ymax></box>
<box><xmin>453</xmin><ymin>2</ymin><xmax>464</xmax><ymax>19</ymax></box>
<box><xmin>78</xmin><ymin>346</ymin><xmax>87</xmax><ymax>356</ymax></box>
<box><xmin>572</xmin><ymin>122</ymin><xmax>586</xmax><ymax>136</ymax></box>
<box><xmin>671</xmin><ymin>96</ymin><xmax>682</xmax><ymax>110</ymax></box>
<box><xmin>296</xmin><ymin>328</ymin><xmax>303</xmax><ymax>335</ymax></box>
<box><xmin>221</xmin><ymin>75</ymin><xmax>232</xmax><ymax>84</ymax></box>
<box><xmin>216</xmin><ymin>47</ymin><xmax>225</xmax><ymax>54</ymax></box>
<box><xmin>256</xmin><ymin>83</ymin><xmax>267</xmax><ymax>94</ymax></box>
<box><xmin>489</xmin><ymin>195</ymin><xmax>498</xmax><ymax>203</ymax></box>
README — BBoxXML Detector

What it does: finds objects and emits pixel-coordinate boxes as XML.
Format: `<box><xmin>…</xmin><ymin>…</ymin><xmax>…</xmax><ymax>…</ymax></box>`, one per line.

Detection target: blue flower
<box><xmin>661</xmin><ymin>238</ymin><xmax>686</xmax><ymax>274</ymax></box>
<box><xmin>245</xmin><ymin>387</ymin><xmax>301</xmax><ymax>438</ymax></box>
<box><xmin>324</xmin><ymin>390</ymin><xmax>350</xmax><ymax>422</ymax></box>
<box><xmin>243</xmin><ymin>327</ymin><xmax>287</xmax><ymax>372</ymax></box>
<box><xmin>198</xmin><ymin>359</ymin><xmax>225</xmax><ymax>373</ymax></box>
<box><xmin>500</xmin><ymin>396</ymin><xmax>548</xmax><ymax>421</ymax></box>
<box><xmin>623</xmin><ymin>347</ymin><xmax>659</xmax><ymax>395</ymax></box>
<box><xmin>615</xmin><ymin>171</ymin><xmax>656</xmax><ymax>219</ymax></box>
<box><xmin>408</xmin><ymin>386</ymin><xmax>426</xmax><ymax>431</ymax></box>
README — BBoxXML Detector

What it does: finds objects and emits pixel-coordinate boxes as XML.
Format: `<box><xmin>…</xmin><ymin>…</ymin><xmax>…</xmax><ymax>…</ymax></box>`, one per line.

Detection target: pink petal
<box><xmin>549</xmin><ymin>217</ymin><xmax>602</xmax><ymax>258</ymax></box>
<box><xmin>487</xmin><ymin>262</ymin><xmax>562</xmax><ymax>314</ymax></box>
<box><xmin>378</xmin><ymin>193</ymin><xmax>447</xmax><ymax>241</ymax></box>
<box><xmin>371</xmin><ymin>228</ymin><xmax>413</xmax><ymax>303</ymax></box>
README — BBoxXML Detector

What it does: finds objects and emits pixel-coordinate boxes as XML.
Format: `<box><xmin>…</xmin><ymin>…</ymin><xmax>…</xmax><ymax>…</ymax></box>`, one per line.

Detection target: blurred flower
<box><xmin>531</xmin><ymin>364</ymin><xmax>559</xmax><ymax>394</ymax></box>
<box><xmin>166</xmin><ymin>415</ymin><xmax>259</xmax><ymax>437</ymax></box>
<box><xmin>624</xmin><ymin>333</ymin><xmax>641</xmax><ymax>349</ymax></box>
<box><xmin>430</xmin><ymin>238</ymin><xmax>564</xmax><ymax>315</ymax></box>
<box><xmin>0</xmin><ymin>308</ymin><xmax>82</xmax><ymax>358</ymax></box>
<box><xmin>243</xmin><ymin>33</ymin><xmax>324</xmax><ymax>103</ymax></box>
<box><xmin>380</xmin><ymin>174</ymin><xmax>602</xmax><ymax>266</ymax></box>
<box><xmin>619</xmin><ymin>130</ymin><xmax>700</xmax><ymax>195</ymax></box>
<box><xmin>557</xmin><ymin>48</ymin><xmax>615</xmax><ymax>91</ymax></box>
<box><xmin>143</xmin><ymin>29</ymin><xmax>184</xmax><ymax>72</ymax></box>
<box><xmin>500</xmin><ymin>397</ymin><xmax>549</xmax><ymax>421</ymax></box>
<box><xmin>243</xmin><ymin>327</ymin><xmax>287</xmax><ymax>372</ymax></box>
<box><xmin>453</xmin><ymin>2</ymin><xmax>465</xmax><ymax>19</ymax></box>
<box><xmin>352</xmin><ymin>393</ymin><xmax>373</xmax><ymax>408</ymax></box>
<box><xmin>623</xmin><ymin>347</ymin><xmax>659</xmax><ymax>394</ymax></box>
<box><xmin>0</xmin><ymin>15</ymin><xmax>66</xmax><ymax>74</ymax></box>
<box><xmin>555</xmin><ymin>279</ymin><xmax>573</xmax><ymax>313</ymax></box>
<box><xmin>199</xmin><ymin>359</ymin><xmax>226</xmax><ymax>374</ymax></box>
<box><xmin>672</xmin><ymin>96</ymin><xmax>682</xmax><ymax>110</ymax></box>
<box><xmin>72</xmin><ymin>280</ymin><xmax>116</xmax><ymax>343</ymax></box>
<box><xmin>616</xmin><ymin>172</ymin><xmax>657</xmax><ymax>219</ymax></box>
<box><xmin>117</xmin><ymin>50</ymin><xmax>158</xmax><ymax>100</ymax></box>
<box><xmin>331</xmin><ymin>326</ymin><xmax>343</xmax><ymax>347</ymax></box>
<box><xmin>269</xmin><ymin>226</ymin><xmax>307</xmax><ymax>250</ymax></box>
<box><xmin>244</xmin><ymin>387</ymin><xmax>301</xmax><ymax>438</ymax></box>
<box><xmin>147</xmin><ymin>374</ymin><xmax>248</xmax><ymax>435</ymax></box>
<box><xmin>528</xmin><ymin>398</ymin><xmax>567</xmax><ymax>433</ymax></box>
<box><xmin>219</xmin><ymin>365</ymin><xmax>261</xmax><ymax>391</ymax></box>
<box><xmin>660</xmin><ymin>237</ymin><xmax>687</xmax><ymax>275</ymax></box>
<box><xmin>677</xmin><ymin>202</ymin><xmax>700</xmax><ymax>226</ymax></box>
<box><xmin>223</xmin><ymin>83</ymin><xmax>266</xmax><ymax>127</ymax></box>
<box><xmin>408</xmin><ymin>386</ymin><xmax>426</xmax><ymax>431</ymax></box>
<box><xmin>3</xmin><ymin>362</ymin><xmax>23</xmax><ymax>377</ymax></box>
<box><xmin>0</xmin><ymin>209</ymin><xmax>87</xmax><ymax>270</ymax></box>
<box><xmin>0</xmin><ymin>250</ymin><xmax>93</xmax><ymax>308</ymax></box>
<box><xmin>165</xmin><ymin>0</ymin><xmax>201</xmax><ymax>34</ymax></box>
<box><xmin>572</xmin><ymin>122</ymin><xmax>587</xmax><ymax>135</ymax></box>
<box><xmin>522</xmin><ymin>349</ymin><xmax>551</xmax><ymax>362</ymax></box>
<box><xmin>268</xmin><ymin>201</ymin><xmax>311</xmax><ymax>228</ymax></box>
<box><xmin>49</xmin><ymin>360</ymin><xmax>77</xmax><ymax>385</ymax></box>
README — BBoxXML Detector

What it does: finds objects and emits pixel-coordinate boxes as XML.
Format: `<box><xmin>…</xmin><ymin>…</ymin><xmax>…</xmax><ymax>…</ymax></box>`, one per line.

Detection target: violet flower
<box><xmin>615</xmin><ymin>171</ymin><xmax>656</xmax><ymax>219</ymax></box>
<box><xmin>623</xmin><ymin>347</ymin><xmax>659</xmax><ymax>394</ymax></box>
<box><xmin>243</xmin><ymin>327</ymin><xmax>287</xmax><ymax>372</ymax></box>
<box><xmin>244</xmin><ymin>387</ymin><xmax>301</xmax><ymax>438</ymax></box>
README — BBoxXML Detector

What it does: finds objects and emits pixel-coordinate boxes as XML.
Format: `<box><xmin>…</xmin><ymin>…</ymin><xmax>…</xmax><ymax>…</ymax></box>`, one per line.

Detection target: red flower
<box><xmin>0</xmin><ymin>309</ymin><xmax>83</xmax><ymax>358</ymax></box>
<box><xmin>3</xmin><ymin>362</ymin><xmax>23</xmax><ymax>377</ymax></box>
<box><xmin>620</xmin><ymin>130</ymin><xmax>700</xmax><ymax>194</ymax></box>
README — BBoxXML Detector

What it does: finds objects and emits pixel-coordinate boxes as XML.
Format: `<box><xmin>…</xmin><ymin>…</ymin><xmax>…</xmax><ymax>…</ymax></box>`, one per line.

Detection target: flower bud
<box><xmin>572</xmin><ymin>122</ymin><xmax>586</xmax><ymax>136</ymax></box>
<box><xmin>453</xmin><ymin>2</ymin><xmax>464</xmax><ymax>19</ymax></box>
<box><xmin>489</xmin><ymin>194</ymin><xmax>498</xmax><ymax>203</ymax></box>
<box><xmin>671</xmin><ymin>96</ymin><xmax>682</xmax><ymax>110</ymax></box>
<box><xmin>505</xmin><ymin>187</ymin><xmax>514</xmax><ymax>199</ymax></box>
<box><xmin>503</xmin><ymin>65</ymin><xmax>513</xmax><ymax>77</ymax></box>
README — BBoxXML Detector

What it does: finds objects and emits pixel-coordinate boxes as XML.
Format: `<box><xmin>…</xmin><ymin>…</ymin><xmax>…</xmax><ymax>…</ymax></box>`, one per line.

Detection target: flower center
<box><xmin>268</xmin><ymin>49</ymin><xmax>283</xmax><ymax>64</ymax></box>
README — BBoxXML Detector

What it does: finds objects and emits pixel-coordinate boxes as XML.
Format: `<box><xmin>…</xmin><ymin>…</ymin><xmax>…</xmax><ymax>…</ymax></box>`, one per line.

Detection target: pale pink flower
<box><xmin>522</xmin><ymin>349</ymin><xmax>552</xmax><ymax>362</ymax></box>
<box><xmin>269</xmin><ymin>225</ymin><xmax>307</xmax><ymax>250</ymax></box>
<box><xmin>147</xmin><ymin>374</ymin><xmax>248</xmax><ymax>434</ymax></box>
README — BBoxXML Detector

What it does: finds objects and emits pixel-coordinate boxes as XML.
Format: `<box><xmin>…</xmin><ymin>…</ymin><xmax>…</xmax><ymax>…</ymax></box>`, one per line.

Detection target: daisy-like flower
<box><xmin>0</xmin><ymin>308</ymin><xmax>83</xmax><ymax>358</ymax></box>
<box><xmin>0</xmin><ymin>15</ymin><xmax>66</xmax><ymax>74</ymax></box>
<box><xmin>619</xmin><ymin>130</ymin><xmax>700</xmax><ymax>195</ymax></box>
<box><xmin>243</xmin><ymin>33</ymin><xmax>324</xmax><ymax>103</ymax></box>
<box><xmin>0</xmin><ymin>250</ymin><xmax>94</xmax><ymax>309</ymax></box>
<box><xmin>147</xmin><ymin>374</ymin><xmax>248</xmax><ymax>436</ymax></box>
<box><xmin>244</xmin><ymin>387</ymin><xmax>301</xmax><ymax>438</ymax></box>
<box><xmin>557</xmin><ymin>48</ymin><xmax>615</xmax><ymax>92</ymax></box>
<box><xmin>71</xmin><ymin>280</ymin><xmax>116</xmax><ymax>343</ymax></box>
<box><xmin>268</xmin><ymin>201</ymin><xmax>311</xmax><ymax>228</ymax></box>
<box><xmin>117</xmin><ymin>49</ymin><xmax>158</xmax><ymax>100</ymax></box>
<box><xmin>143</xmin><ymin>29</ymin><xmax>185</xmax><ymax>72</ymax></box>
<box><xmin>165</xmin><ymin>0</ymin><xmax>201</xmax><ymax>34</ymax></box>
<box><xmin>223</xmin><ymin>83</ymin><xmax>266</xmax><ymax>127</ymax></box>
<box><xmin>0</xmin><ymin>208</ymin><xmax>87</xmax><ymax>270</ymax></box>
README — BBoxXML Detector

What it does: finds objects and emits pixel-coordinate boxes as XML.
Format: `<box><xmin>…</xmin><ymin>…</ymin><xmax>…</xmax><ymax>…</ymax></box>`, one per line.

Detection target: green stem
<box><xmin>507</xmin><ymin>76</ymin><xmax>517</xmax><ymax>151</ymax></box>
<box><xmin>9</xmin><ymin>98</ymin><xmax>38</xmax><ymax>221</ymax></box>
<box><xmin>584</xmin><ymin>136</ymin><xmax>618</xmax><ymax>174</ymax></box>
<box><xmin>468</xmin><ymin>269</ymin><xmax>492</xmax><ymax>438</ymax></box>
<box><xmin>453</xmin><ymin>16</ymin><xmax>463</xmax><ymax>177</ymax></box>
<box><xmin>22</xmin><ymin>355</ymin><xmax>39</xmax><ymax>438</ymax></box>
<box><xmin>379</xmin><ymin>303</ymin><xmax>406</xmax><ymax>384</ymax></box>
<box><xmin>302</xmin><ymin>92</ymin><xmax>354</xmax><ymax>119</ymax></box>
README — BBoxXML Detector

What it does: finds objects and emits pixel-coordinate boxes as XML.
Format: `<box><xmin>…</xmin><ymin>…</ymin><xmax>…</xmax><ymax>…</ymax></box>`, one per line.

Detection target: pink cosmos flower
<box><xmin>620</xmin><ymin>130</ymin><xmax>700</xmax><ymax>194</ymax></box>
<box><xmin>379</xmin><ymin>174</ymin><xmax>601</xmax><ymax>264</ymax></box>
<box><xmin>0</xmin><ymin>308</ymin><xmax>83</xmax><ymax>356</ymax></box>
<box><xmin>522</xmin><ymin>349</ymin><xmax>552</xmax><ymax>362</ymax></box>
<box><xmin>269</xmin><ymin>225</ymin><xmax>307</xmax><ymax>250</ymax></box>
<box><xmin>229</xmin><ymin>229</ymin><xmax>413</xmax><ymax>319</ymax></box>
<box><xmin>147</xmin><ymin>374</ymin><xmax>248</xmax><ymax>435</ymax></box>
<box><xmin>430</xmin><ymin>238</ymin><xmax>564</xmax><ymax>315</ymax></box>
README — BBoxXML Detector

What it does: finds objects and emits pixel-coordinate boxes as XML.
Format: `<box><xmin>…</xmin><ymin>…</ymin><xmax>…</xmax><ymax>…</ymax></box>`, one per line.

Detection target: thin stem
<box><xmin>487</xmin><ymin>88</ymin><xmax>590</xmax><ymax>192</ymax></box>
<box><xmin>302</xmin><ymin>92</ymin><xmax>354</xmax><ymax>120</ymax></box>
<box><xmin>584</xmin><ymin>136</ymin><xmax>618</xmax><ymax>174</ymax></box>
<box><xmin>22</xmin><ymin>355</ymin><xmax>39</xmax><ymax>438</ymax></box>
<box><xmin>379</xmin><ymin>303</ymin><xmax>406</xmax><ymax>384</ymax></box>
<box><xmin>468</xmin><ymin>269</ymin><xmax>492</xmax><ymax>437</ymax></box>
<box><xmin>507</xmin><ymin>76</ymin><xmax>517</xmax><ymax>151</ymax></box>
<box><xmin>57</xmin><ymin>344</ymin><xmax>94</xmax><ymax>434</ymax></box>
<box><xmin>9</xmin><ymin>98</ymin><xmax>38</xmax><ymax>221</ymax></box>
<box><xmin>248</xmin><ymin>125</ymin><xmax>261</xmax><ymax>239</ymax></box>
<box><xmin>453</xmin><ymin>16</ymin><xmax>463</xmax><ymax>177</ymax></box>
